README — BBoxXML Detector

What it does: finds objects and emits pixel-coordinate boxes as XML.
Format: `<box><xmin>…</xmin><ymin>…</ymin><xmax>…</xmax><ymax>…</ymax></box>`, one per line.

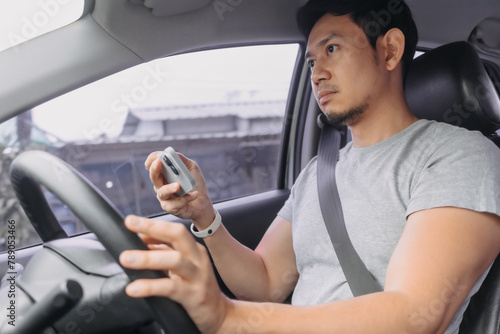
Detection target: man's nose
<box><xmin>311</xmin><ymin>60</ymin><xmax>331</xmax><ymax>87</ymax></box>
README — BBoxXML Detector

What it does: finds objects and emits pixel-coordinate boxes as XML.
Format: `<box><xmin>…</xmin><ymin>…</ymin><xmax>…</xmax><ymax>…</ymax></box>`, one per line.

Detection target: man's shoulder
<box><xmin>413</xmin><ymin>119</ymin><xmax>478</xmax><ymax>139</ymax></box>
<box><xmin>421</xmin><ymin>120</ymin><xmax>498</xmax><ymax>154</ymax></box>
<box><xmin>404</xmin><ymin>120</ymin><xmax>497</xmax><ymax>158</ymax></box>
<box><xmin>296</xmin><ymin>156</ymin><xmax>318</xmax><ymax>185</ymax></box>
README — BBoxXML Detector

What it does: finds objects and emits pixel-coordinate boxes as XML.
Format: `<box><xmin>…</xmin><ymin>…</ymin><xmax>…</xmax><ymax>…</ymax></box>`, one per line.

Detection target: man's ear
<box><xmin>381</xmin><ymin>28</ymin><xmax>405</xmax><ymax>72</ymax></box>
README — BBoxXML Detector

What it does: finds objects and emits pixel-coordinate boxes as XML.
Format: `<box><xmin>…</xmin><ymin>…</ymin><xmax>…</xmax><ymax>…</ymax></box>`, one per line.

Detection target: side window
<box><xmin>0</xmin><ymin>44</ymin><xmax>300</xmax><ymax>251</ymax></box>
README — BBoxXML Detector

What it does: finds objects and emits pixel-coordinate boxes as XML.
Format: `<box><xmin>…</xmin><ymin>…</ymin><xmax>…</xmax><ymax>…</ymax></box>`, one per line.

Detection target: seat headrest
<box><xmin>405</xmin><ymin>42</ymin><xmax>500</xmax><ymax>136</ymax></box>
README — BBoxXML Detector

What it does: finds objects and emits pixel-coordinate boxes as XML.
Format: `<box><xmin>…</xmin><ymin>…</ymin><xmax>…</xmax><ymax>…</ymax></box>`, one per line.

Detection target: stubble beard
<box><xmin>324</xmin><ymin>100</ymin><xmax>369</xmax><ymax>126</ymax></box>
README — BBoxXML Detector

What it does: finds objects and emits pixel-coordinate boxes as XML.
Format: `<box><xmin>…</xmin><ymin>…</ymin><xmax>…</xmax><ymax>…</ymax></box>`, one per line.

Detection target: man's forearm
<box><xmin>218</xmin><ymin>291</ymin><xmax>448</xmax><ymax>334</ymax></box>
<box><xmin>203</xmin><ymin>223</ymin><xmax>275</xmax><ymax>302</ymax></box>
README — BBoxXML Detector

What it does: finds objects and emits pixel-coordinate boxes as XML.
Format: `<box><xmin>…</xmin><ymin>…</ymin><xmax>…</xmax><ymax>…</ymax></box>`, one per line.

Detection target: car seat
<box><xmin>405</xmin><ymin>41</ymin><xmax>500</xmax><ymax>334</ymax></box>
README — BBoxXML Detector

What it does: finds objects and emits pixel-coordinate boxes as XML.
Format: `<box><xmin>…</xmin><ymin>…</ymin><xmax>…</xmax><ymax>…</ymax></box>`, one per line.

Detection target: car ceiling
<box><xmin>95</xmin><ymin>0</ymin><xmax>500</xmax><ymax>60</ymax></box>
<box><xmin>1</xmin><ymin>0</ymin><xmax>499</xmax><ymax>122</ymax></box>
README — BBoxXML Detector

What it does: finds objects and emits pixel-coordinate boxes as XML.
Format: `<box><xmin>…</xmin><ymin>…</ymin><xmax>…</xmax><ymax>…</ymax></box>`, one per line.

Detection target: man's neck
<box><xmin>349</xmin><ymin>98</ymin><xmax>418</xmax><ymax>148</ymax></box>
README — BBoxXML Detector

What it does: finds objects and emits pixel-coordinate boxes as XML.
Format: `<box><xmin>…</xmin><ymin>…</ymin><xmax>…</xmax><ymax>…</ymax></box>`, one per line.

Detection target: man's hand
<box><xmin>145</xmin><ymin>151</ymin><xmax>215</xmax><ymax>228</ymax></box>
<box><xmin>119</xmin><ymin>215</ymin><xmax>231</xmax><ymax>334</ymax></box>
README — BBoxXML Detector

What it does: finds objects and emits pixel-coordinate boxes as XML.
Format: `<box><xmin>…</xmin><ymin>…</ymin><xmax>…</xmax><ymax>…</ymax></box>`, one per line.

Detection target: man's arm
<box><xmin>203</xmin><ymin>216</ymin><xmax>298</xmax><ymax>302</ymax></box>
<box><xmin>120</xmin><ymin>206</ymin><xmax>500</xmax><ymax>334</ymax></box>
<box><xmin>144</xmin><ymin>151</ymin><xmax>298</xmax><ymax>302</ymax></box>
<box><xmin>220</xmin><ymin>207</ymin><xmax>500</xmax><ymax>333</ymax></box>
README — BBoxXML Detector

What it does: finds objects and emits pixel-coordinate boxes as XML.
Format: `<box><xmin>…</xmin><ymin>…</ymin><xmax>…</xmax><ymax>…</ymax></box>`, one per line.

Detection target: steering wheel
<box><xmin>9</xmin><ymin>150</ymin><xmax>200</xmax><ymax>334</ymax></box>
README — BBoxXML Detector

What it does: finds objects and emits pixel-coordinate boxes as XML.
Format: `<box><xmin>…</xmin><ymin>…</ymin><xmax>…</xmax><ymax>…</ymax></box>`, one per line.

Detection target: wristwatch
<box><xmin>190</xmin><ymin>210</ymin><xmax>222</xmax><ymax>238</ymax></box>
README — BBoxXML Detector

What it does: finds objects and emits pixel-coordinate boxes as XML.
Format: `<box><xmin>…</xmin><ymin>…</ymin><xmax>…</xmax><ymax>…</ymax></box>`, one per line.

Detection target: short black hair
<box><xmin>297</xmin><ymin>0</ymin><xmax>418</xmax><ymax>80</ymax></box>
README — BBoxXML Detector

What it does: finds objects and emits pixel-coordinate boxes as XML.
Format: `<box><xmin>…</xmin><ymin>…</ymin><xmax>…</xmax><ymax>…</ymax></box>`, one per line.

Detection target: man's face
<box><xmin>306</xmin><ymin>14</ymin><xmax>384</xmax><ymax>125</ymax></box>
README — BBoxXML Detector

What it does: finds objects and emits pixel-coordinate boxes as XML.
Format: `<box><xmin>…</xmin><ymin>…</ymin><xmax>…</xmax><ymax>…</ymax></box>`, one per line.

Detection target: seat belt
<box><xmin>316</xmin><ymin>115</ymin><xmax>382</xmax><ymax>296</ymax></box>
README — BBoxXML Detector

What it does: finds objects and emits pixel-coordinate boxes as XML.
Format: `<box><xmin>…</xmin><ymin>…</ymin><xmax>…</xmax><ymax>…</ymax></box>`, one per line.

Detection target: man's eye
<box><xmin>307</xmin><ymin>60</ymin><xmax>315</xmax><ymax>69</ymax></box>
<box><xmin>327</xmin><ymin>45</ymin><xmax>336</xmax><ymax>54</ymax></box>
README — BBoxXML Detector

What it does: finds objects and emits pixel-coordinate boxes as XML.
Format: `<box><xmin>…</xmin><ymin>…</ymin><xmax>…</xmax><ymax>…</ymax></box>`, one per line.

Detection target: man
<box><xmin>119</xmin><ymin>0</ymin><xmax>500</xmax><ymax>333</ymax></box>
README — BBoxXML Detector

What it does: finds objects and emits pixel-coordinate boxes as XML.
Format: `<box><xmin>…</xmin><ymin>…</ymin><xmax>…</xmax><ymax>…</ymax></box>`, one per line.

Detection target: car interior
<box><xmin>0</xmin><ymin>0</ymin><xmax>499</xmax><ymax>333</ymax></box>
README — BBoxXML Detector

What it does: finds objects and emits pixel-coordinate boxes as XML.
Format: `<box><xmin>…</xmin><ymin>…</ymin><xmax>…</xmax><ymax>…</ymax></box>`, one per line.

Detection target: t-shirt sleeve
<box><xmin>277</xmin><ymin>193</ymin><xmax>294</xmax><ymax>222</ymax></box>
<box><xmin>407</xmin><ymin>130</ymin><xmax>500</xmax><ymax>217</ymax></box>
<box><xmin>277</xmin><ymin>157</ymin><xmax>318</xmax><ymax>222</ymax></box>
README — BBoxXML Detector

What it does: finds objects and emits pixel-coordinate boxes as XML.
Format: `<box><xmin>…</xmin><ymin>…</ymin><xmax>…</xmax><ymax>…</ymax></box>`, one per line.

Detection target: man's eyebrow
<box><xmin>305</xmin><ymin>33</ymin><xmax>343</xmax><ymax>59</ymax></box>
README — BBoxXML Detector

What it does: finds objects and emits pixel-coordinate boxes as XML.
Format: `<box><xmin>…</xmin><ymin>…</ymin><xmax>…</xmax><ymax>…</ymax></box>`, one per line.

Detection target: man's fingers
<box><xmin>145</xmin><ymin>151</ymin><xmax>161</xmax><ymax>170</ymax></box>
<box><xmin>119</xmin><ymin>249</ymin><xmax>197</xmax><ymax>277</ymax></box>
<box><xmin>149</xmin><ymin>158</ymin><xmax>166</xmax><ymax>190</ymax></box>
<box><xmin>124</xmin><ymin>215</ymin><xmax>199</xmax><ymax>256</ymax></box>
<box><xmin>147</xmin><ymin>152</ymin><xmax>180</xmax><ymax>194</ymax></box>
<box><xmin>137</xmin><ymin>233</ymin><xmax>170</xmax><ymax>247</ymax></box>
<box><xmin>158</xmin><ymin>190</ymin><xmax>199</xmax><ymax>214</ymax></box>
<box><xmin>147</xmin><ymin>243</ymin><xmax>171</xmax><ymax>250</ymax></box>
<box><xmin>156</xmin><ymin>183</ymin><xmax>181</xmax><ymax>200</ymax></box>
<box><xmin>125</xmin><ymin>277</ymin><xmax>182</xmax><ymax>299</ymax></box>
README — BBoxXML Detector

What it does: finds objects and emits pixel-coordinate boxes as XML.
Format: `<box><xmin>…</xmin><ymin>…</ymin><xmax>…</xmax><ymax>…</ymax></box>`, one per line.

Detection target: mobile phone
<box><xmin>159</xmin><ymin>147</ymin><xmax>198</xmax><ymax>197</ymax></box>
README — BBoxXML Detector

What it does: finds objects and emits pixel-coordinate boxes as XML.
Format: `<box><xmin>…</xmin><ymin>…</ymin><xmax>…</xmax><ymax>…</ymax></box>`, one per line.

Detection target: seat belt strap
<box><xmin>317</xmin><ymin>116</ymin><xmax>383</xmax><ymax>296</ymax></box>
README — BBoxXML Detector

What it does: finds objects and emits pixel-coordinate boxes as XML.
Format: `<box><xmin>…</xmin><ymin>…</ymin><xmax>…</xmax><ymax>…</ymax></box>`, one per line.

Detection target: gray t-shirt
<box><xmin>278</xmin><ymin>119</ymin><xmax>500</xmax><ymax>333</ymax></box>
